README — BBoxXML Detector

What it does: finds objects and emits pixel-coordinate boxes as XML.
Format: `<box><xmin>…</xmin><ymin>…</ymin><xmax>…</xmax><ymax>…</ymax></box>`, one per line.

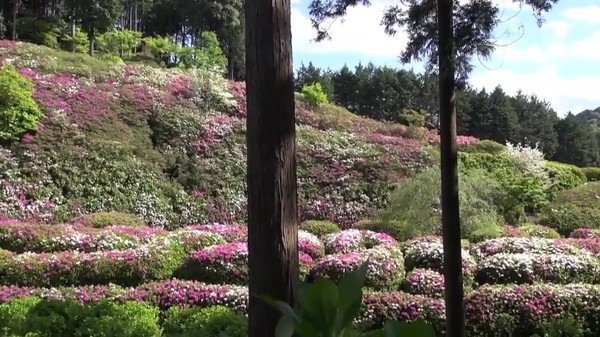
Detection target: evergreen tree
<box><xmin>553</xmin><ymin>113</ymin><xmax>600</xmax><ymax>167</ymax></box>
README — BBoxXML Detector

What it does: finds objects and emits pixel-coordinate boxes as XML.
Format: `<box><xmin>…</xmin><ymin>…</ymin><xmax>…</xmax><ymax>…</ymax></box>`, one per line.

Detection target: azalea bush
<box><xmin>323</xmin><ymin>229</ymin><xmax>397</xmax><ymax>254</ymax></box>
<box><xmin>470</xmin><ymin>237</ymin><xmax>585</xmax><ymax>261</ymax></box>
<box><xmin>475</xmin><ymin>253</ymin><xmax>600</xmax><ymax>285</ymax></box>
<box><xmin>308</xmin><ymin>246</ymin><xmax>405</xmax><ymax>290</ymax></box>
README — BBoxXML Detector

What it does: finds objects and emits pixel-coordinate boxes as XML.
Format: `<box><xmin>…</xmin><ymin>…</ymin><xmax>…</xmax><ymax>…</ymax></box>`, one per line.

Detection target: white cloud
<box><xmin>291</xmin><ymin>0</ymin><xmax>408</xmax><ymax>57</ymax></box>
<box><xmin>572</xmin><ymin>31</ymin><xmax>600</xmax><ymax>59</ymax></box>
<box><xmin>543</xmin><ymin>20</ymin><xmax>570</xmax><ymax>39</ymax></box>
<box><xmin>470</xmin><ymin>65</ymin><xmax>600</xmax><ymax>115</ymax></box>
<box><xmin>564</xmin><ymin>5</ymin><xmax>600</xmax><ymax>24</ymax></box>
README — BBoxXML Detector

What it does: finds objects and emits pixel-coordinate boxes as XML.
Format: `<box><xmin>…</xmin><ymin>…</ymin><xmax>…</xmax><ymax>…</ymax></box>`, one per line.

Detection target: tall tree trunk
<box><xmin>88</xmin><ymin>28</ymin><xmax>95</xmax><ymax>56</ymax></box>
<box><xmin>11</xmin><ymin>0</ymin><xmax>17</xmax><ymax>40</ymax></box>
<box><xmin>245</xmin><ymin>0</ymin><xmax>298</xmax><ymax>334</ymax></box>
<box><xmin>437</xmin><ymin>0</ymin><xmax>465</xmax><ymax>336</ymax></box>
<box><xmin>71</xmin><ymin>17</ymin><xmax>76</xmax><ymax>52</ymax></box>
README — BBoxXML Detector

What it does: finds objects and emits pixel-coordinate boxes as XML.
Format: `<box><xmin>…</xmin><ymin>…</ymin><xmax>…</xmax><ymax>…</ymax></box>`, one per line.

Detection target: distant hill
<box><xmin>576</xmin><ymin>107</ymin><xmax>600</xmax><ymax>128</ymax></box>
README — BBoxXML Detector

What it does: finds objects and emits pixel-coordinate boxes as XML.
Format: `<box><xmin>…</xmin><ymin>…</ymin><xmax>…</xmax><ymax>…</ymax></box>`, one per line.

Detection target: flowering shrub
<box><xmin>323</xmin><ymin>229</ymin><xmax>397</xmax><ymax>254</ymax></box>
<box><xmin>177</xmin><ymin>242</ymin><xmax>314</xmax><ymax>285</ymax></box>
<box><xmin>72</xmin><ymin>211</ymin><xmax>146</xmax><ymax>228</ymax></box>
<box><xmin>0</xmin><ymin>240</ymin><xmax>186</xmax><ymax>287</ymax></box>
<box><xmin>470</xmin><ymin>237</ymin><xmax>585</xmax><ymax>260</ymax></box>
<box><xmin>159</xmin><ymin>229</ymin><xmax>226</xmax><ymax>253</ymax></box>
<box><xmin>570</xmin><ymin>228</ymin><xmax>600</xmax><ymax>239</ymax></box>
<box><xmin>403</xmin><ymin>238</ymin><xmax>476</xmax><ymax>276</ymax></box>
<box><xmin>298</xmin><ymin>229</ymin><xmax>325</xmax><ymax>259</ymax></box>
<box><xmin>308</xmin><ymin>246</ymin><xmax>405</xmax><ymax>290</ymax></box>
<box><xmin>401</xmin><ymin>269</ymin><xmax>445</xmax><ymax>298</ymax></box>
<box><xmin>475</xmin><ymin>253</ymin><xmax>600</xmax><ymax>285</ymax></box>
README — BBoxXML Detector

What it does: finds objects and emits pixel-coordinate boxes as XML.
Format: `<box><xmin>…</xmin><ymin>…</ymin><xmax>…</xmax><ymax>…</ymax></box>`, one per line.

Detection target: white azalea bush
<box><xmin>475</xmin><ymin>253</ymin><xmax>600</xmax><ymax>285</ymax></box>
<box><xmin>308</xmin><ymin>245</ymin><xmax>405</xmax><ymax>290</ymax></box>
<box><xmin>298</xmin><ymin>229</ymin><xmax>325</xmax><ymax>259</ymax></box>
<box><xmin>322</xmin><ymin>229</ymin><xmax>397</xmax><ymax>254</ymax></box>
<box><xmin>470</xmin><ymin>237</ymin><xmax>586</xmax><ymax>261</ymax></box>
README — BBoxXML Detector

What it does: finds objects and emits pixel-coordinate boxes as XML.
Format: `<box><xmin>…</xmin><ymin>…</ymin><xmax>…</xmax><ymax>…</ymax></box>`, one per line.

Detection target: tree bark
<box><xmin>437</xmin><ymin>0</ymin><xmax>465</xmax><ymax>336</ymax></box>
<box><xmin>11</xmin><ymin>0</ymin><xmax>17</xmax><ymax>41</ymax></box>
<box><xmin>245</xmin><ymin>0</ymin><xmax>298</xmax><ymax>334</ymax></box>
<box><xmin>88</xmin><ymin>28</ymin><xmax>95</xmax><ymax>56</ymax></box>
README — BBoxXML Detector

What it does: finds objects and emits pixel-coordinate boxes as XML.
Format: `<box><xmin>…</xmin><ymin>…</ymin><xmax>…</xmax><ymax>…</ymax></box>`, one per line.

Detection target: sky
<box><xmin>290</xmin><ymin>0</ymin><xmax>600</xmax><ymax>117</ymax></box>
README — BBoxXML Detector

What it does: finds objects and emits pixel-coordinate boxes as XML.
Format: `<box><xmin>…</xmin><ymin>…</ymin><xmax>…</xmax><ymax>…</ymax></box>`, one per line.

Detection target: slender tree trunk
<box><xmin>11</xmin><ymin>0</ymin><xmax>17</xmax><ymax>40</ymax></box>
<box><xmin>71</xmin><ymin>17</ymin><xmax>76</xmax><ymax>52</ymax></box>
<box><xmin>437</xmin><ymin>0</ymin><xmax>465</xmax><ymax>336</ymax></box>
<box><xmin>245</xmin><ymin>0</ymin><xmax>298</xmax><ymax>334</ymax></box>
<box><xmin>88</xmin><ymin>28</ymin><xmax>95</xmax><ymax>56</ymax></box>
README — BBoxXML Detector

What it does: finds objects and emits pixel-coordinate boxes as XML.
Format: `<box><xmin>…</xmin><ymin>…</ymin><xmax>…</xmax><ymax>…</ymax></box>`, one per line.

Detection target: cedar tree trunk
<box><xmin>437</xmin><ymin>0</ymin><xmax>465</xmax><ymax>336</ymax></box>
<box><xmin>244</xmin><ymin>0</ymin><xmax>299</xmax><ymax>335</ymax></box>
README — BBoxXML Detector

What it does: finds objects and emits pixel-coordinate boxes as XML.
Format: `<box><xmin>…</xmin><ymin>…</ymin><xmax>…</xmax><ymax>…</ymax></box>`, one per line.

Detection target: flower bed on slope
<box><xmin>0</xmin><ymin>223</ymin><xmax>166</xmax><ymax>253</ymax></box>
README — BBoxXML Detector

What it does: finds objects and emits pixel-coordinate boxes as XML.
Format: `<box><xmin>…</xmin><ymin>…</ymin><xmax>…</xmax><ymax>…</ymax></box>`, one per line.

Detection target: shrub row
<box><xmin>5</xmin><ymin>280</ymin><xmax>600</xmax><ymax>336</ymax></box>
<box><xmin>470</xmin><ymin>237</ymin><xmax>586</xmax><ymax>260</ymax></box>
<box><xmin>0</xmin><ymin>296</ymin><xmax>248</xmax><ymax>337</ymax></box>
<box><xmin>323</xmin><ymin>229</ymin><xmax>398</xmax><ymax>254</ymax></box>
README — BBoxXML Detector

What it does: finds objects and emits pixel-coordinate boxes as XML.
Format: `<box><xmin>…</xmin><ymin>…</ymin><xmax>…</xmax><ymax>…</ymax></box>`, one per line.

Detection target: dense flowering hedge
<box><xmin>470</xmin><ymin>237</ymin><xmax>586</xmax><ymax>260</ymax></box>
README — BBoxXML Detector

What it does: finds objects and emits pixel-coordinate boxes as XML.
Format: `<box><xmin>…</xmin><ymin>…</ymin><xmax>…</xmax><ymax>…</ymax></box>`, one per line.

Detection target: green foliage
<box><xmin>0</xmin><ymin>298</ymin><xmax>161</xmax><ymax>337</ymax></box>
<box><xmin>97</xmin><ymin>29</ymin><xmax>143</xmax><ymax>56</ymax></box>
<box><xmin>264</xmin><ymin>261</ymin><xmax>436</xmax><ymax>337</ymax></box>
<box><xmin>358</xmin><ymin>220</ymin><xmax>409</xmax><ymax>241</ymax></box>
<box><xmin>72</xmin><ymin>211</ymin><xmax>146</xmax><ymax>228</ymax></box>
<box><xmin>544</xmin><ymin>161</ymin><xmax>586</xmax><ymax>200</ymax></box>
<box><xmin>378</xmin><ymin>167</ymin><xmax>504</xmax><ymax>241</ymax></box>
<box><xmin>57</xmin><ymin>26</ymin><xmax>90</xmax><ymax>53</ymax></box>
<box><xmin>97</xmin><ymin>52</ymin><xmax>125</xmax><ymax>64</ymax></box>
<box><xmin>582</xmin><ymin>167</ymin><xmax>600</xmax><ymax>182</ymax></box>
<box><xmin>534</xmin><ymin>317</ymin><xmax>584</xmax><ymax>337</ymax></box>
<box><xmin>302</xmin><ymin>82</ymin><xmax>329</xmax><ymax>106</ymax></box>
<box><xmin>0</xmin><ymin>64</ymin><xmax>44</xmax><ymax>143</ymax></box>
<box><xmin>519</xmin><ymin>223</ymin><xmax>561</xmax><ymax>239</ymax></box>
<box><xmin>300</xmin><ymin>220</ymin><xmax>341</xmax><ymax>237</ymax></box>
<box><xmin>553</xmin><ymin>113</ymin><xmax>600</xmax><ymax>167</ymax></box>
<box><xmin>540</xmin><ymin>182</ymin><xmax>600</xmax><ymax>236</ymax></box>
<box><xmin>163</xmin><ymin>305</ymin><xmax>247</xmax><ymax>337</ymax></box>
<box><xmin>15</xmin><ymin>17</ymin><xmax>63</xmax><ymax>49</ymax></box>
<box><xmin>459</xmin><ymin>139</ymin><xmax>505</xmax><ymax>154</ymax></box>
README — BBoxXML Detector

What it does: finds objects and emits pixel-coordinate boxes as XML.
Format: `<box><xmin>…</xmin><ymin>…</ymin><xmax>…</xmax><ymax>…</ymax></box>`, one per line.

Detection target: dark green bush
<box><xmin>300</xmin><ymin>220</ymin><xmax>341</xmax><ymax>237</ymax></box>
<box><xmin>163</xmin><ymin>305</ymin><xmax>247</xmax><ymax>337</ymax></box>
<box><xmin>0</xmin><ymin>298</ymin><xmax>161</xmax><ymax>337</ymax></box>
<box><xmin>582</xmin><ymin>167</ymin><xmax>600</xmax><ymax>182</ymax></box>
<box><xmin>0</xmin><ymin>64</ymin><xmax>44</xmax><ymax>143</ymax></box>
<box><xmin>545</xmin><ymin>161</ymin><xmax>586</xmax><ymax>200</ymax></box>
<box><xmin>357</xmin><ymin>219</ymin><xmax>410</xmax><ymax>241</ymax></box>
<box><xmin>73</xmin><ymin>211</ymin><xmax>146</xmax><ymax>228</ymax></box>
<box><xmin>540</xmin><ymin>204</ymin><xmax>600</xmax><ymax>236</ymax></box>
<box><xmin>378</xmin><ymin>167</ymin><xmax>504</xmax><ymax>241</ymax></box>
<box><xmin>459</xmin><ymin>139</ymin><xmax>505</xmax><ymax>154</ymax></box>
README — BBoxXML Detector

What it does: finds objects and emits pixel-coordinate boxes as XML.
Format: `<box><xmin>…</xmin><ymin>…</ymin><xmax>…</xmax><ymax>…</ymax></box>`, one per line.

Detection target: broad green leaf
<box><xmin>260</xmin><ymin>295</ymin><xmax>300</xmax><ymax>324</ymax></box>
<box><xmin>384</xmin><ymin>320</ymin><xmax>436</xmax><ymax>337</ymax></box>
<box><xmin>300</xmin><ymin>278</ymin><xmax>339</xmax><ymax>334</ymax></box>
<box><xmin>336</xmin><ymin>260</ymin><xmax>369</xmax><ymax>328</ymax></box>
<box><xmin>275</xmin><ymin>315</ymin><xmax>296</xmax><ymax>337</ymax></box>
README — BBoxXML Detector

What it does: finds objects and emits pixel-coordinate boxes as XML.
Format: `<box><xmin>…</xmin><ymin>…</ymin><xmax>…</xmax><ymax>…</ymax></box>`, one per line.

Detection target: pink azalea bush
<box><xmin>178</xmin><ymin>242</ymin><xmax>314</xmax><ymax>285</ymax></box>
<box><xmin>402</xmin><ymin>268</ymin><xmax>445</xmax><ymax>298</ymax></box>
<box><xmin>323</xmin><ymin>229</ymin><xmax>397</xmax><ymax>254</ymax></box>
<box><xmin>298</xmin><ymin>230</ymin><xmax>325</xmax><ymax>259</ymax></box>
<box><xmin>160</xmin><ymin>228</ymin><xmax>225</xmax><ymax>253</ymax></box>
<box><xmin>309</xmin><ymin>246</ymin><xmax>405</xmax><ymax>290</ymax></box>
<box><xmin>569</xmin><ymin>228</ymin><xmax>600</xmax><ymax>239</ymax></box>
<box><xmin>475</xmin><ymin>252</ymin><xmax>600</xmax><ymax>285</ymax></box>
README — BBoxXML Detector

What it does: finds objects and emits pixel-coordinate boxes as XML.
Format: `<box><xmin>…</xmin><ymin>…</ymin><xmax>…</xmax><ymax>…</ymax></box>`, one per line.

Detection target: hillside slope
<box><xmin>0</xmin><ymin>40</ymin><xmax>454</xmax><ymax>228</ymax></box>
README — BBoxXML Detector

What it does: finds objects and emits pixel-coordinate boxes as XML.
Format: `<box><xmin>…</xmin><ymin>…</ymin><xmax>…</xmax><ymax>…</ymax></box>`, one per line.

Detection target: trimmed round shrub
<box><xmin>309</xmin><ymin>246</ymin><xmax>404</xmax><ymax>290</ymax></box>
<box><xmin>570</xmin><ymin>228</ymin><xmax>600</xmax><ymax>239</ymax></box>
<box><xmin>356</xmin><ymin>219</ymin><xmax>411</xmax><ymax>242</ymax></box>
<box><xmin>544</xmin><ymin>161</ymin><xmax>586</xmax><ymax>200</ymax></box>
<box><xmin>300</xmin><ymin>220</ymin><xmax>341</xmax><ymax>237</ymax></box>
<box><xmin>298</xmin><ymin>229</ymin><xmax>325</xmax><ymax>259</ymax></box>
<box><xmin>163</xmin><ymin>305</ymin><xmax>247</xmax><ymax>337</ymax></box>
<box><xmin>518</xmin><ymin>223</ymin><xmax>561</xmax><ymax>239</ymax></box>
<box><xmin>403</xmin><ymin>238</ymin><xmax>476</xmax><ymax>275</ymax></box>
<box><xmin>178</xmin><ymin>242</ymin><xmax>314</xmax><ymax>285</ymax></box>
<box><xmin>76</xmin><ymin>300</ymin><xmax>162</xmax><ymax>337</ymax></box>
<box><xmin>323</xmin><ymin>229</ymin><xmax>397</xmax><ymax>254</ymax></box>
<box><xmin>402</xmin><ymin>268</ymin><xmax>445</xmax><ymax>298</ymax></box>
<box><xmin>73</xmin><ymin>212</ymin><xmax>146</xmax><ymax>228</ymax></box>
<box><xmin>564</xmin><ymin>238</ymin><xmax>600</xmax><ymax>254</ymax></box>
<box><xmin>475</xmin><ymin>253</ymin><xmax>600</xmax><ymax>285</ymax></box>
<box><xmin>0</xmin><ymin>63</ymin><xmax>44</xmax><ymax>143</ymax></box>
<box><xmin>582</xmin><ymin>167</ymin><xmax>600</xmax><ymax>182</ymax></box>
<box><xmin>470</xmin><ymin>237</ymin><xmax>585</xmax><ymax>261</ymax></box>
<box><xmin>186</xmin><ymin>224</ymin><xmax>247</xmax><ymax>242</ymax></box>
<box><xmin>459</xmin><ymin>139</ymin><xmax>505</xmax><ymax>154</ymax></box>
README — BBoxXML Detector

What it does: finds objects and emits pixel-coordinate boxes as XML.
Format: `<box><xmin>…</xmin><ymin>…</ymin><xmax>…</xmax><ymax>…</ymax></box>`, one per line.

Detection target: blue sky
<box><xmin>290</xmin><ymin>0</ymin><xmax>600</xmax><ymax>116</ymax></box>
